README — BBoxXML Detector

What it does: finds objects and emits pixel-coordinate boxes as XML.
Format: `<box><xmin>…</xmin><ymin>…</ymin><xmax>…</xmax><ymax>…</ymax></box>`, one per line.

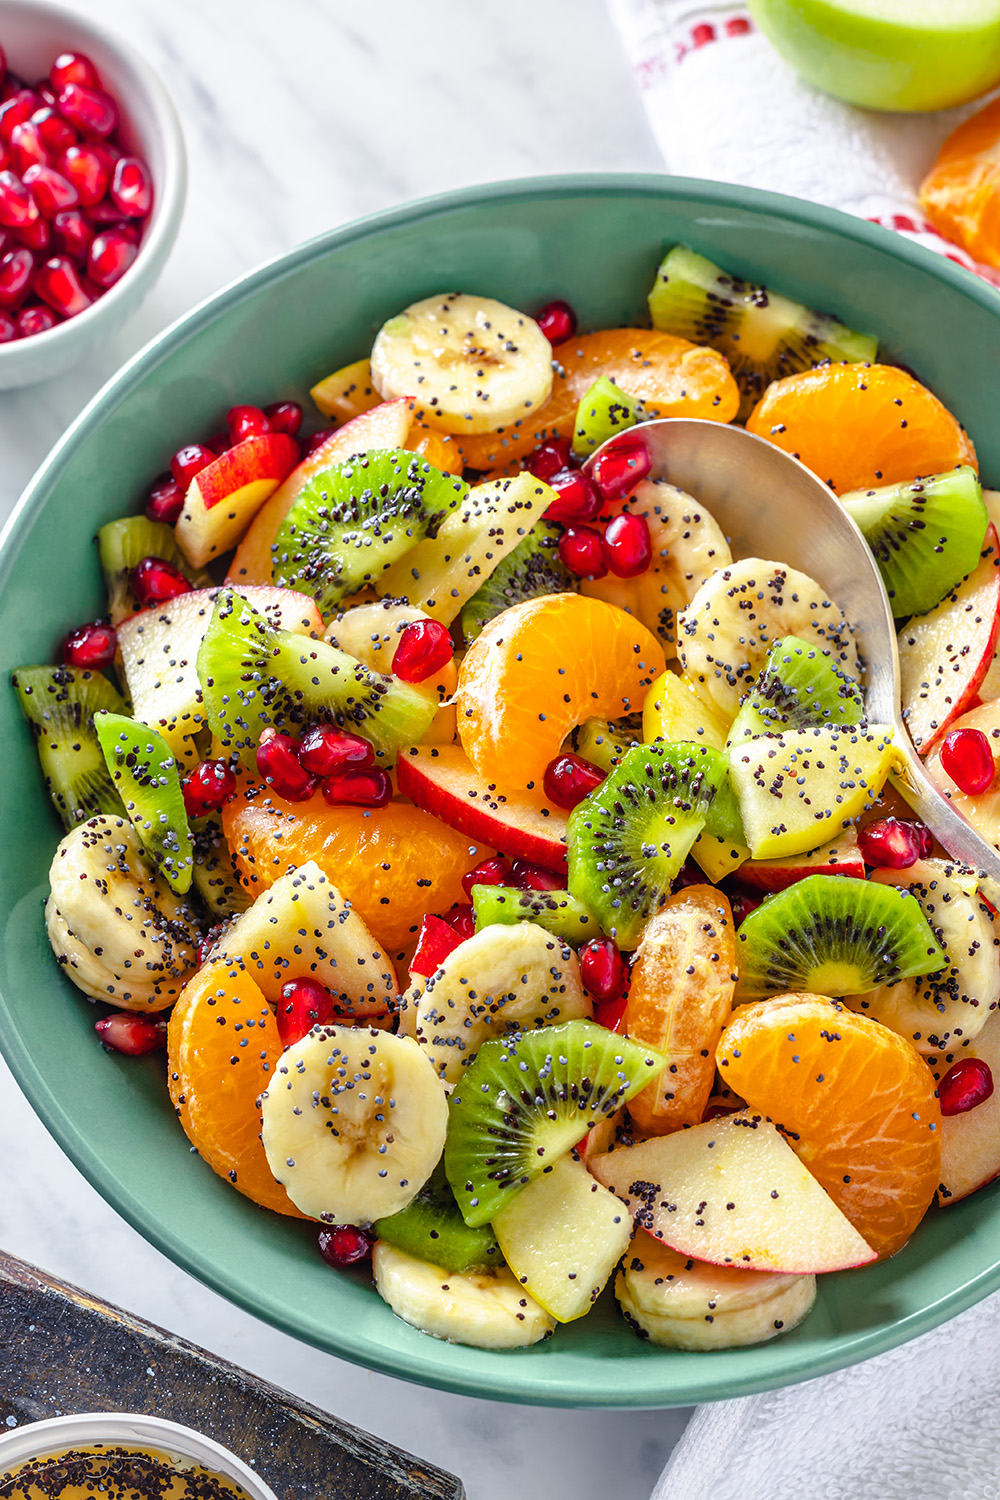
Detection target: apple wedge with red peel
<box><xmin>176</xmin><ymin>432</ymin><xmax>300</xmax><ymax>569</ymax></box>
<box><xmin>925</xmin><ymin>699</ymin><xmax>1000</xmax><ymax>854</ymax></box>
<box><xmin>738</xmin><ymin>831</ymin><xmax>865</xmax><ymax>893</ymax></box>
<box><xmin>588</xmin><ymin>1112</ymin><xmax>876</xmax><ymax>1274</ymax></box>
<box><xmin>396</xmin><ymin>743</ymin><xmax>568</xmax><ymax>872</ymax></box>
<box><xmin>899</xmin><ymin>524</ymin><xmax>1000</xmax><ymax>755</ymax></box>
<box><xmin>938</xmin><ymin>1008</ymin><xmax>1000</xmax><ymax>1206</ymax></box>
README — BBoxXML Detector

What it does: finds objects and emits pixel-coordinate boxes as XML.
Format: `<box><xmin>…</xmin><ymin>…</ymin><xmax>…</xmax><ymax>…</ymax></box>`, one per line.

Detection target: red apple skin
<box><xmin>738</xmin><ymin>832</ymin><xmax>865</xmax><ymax>893</ymax></box>
<box><xmin>191</xmin><ymin>432</ymin><xmax>299</xmax><ymax>510</ymax></box>
<box><xmin>396</xmin><ymin>744</ymin><xmax>568</xmax><ymax>872</ymax></box>
<box><xmin>938</xmin><ymin>1007</ymin><xmax>1000</xmax><ymax>1207</ymax></box>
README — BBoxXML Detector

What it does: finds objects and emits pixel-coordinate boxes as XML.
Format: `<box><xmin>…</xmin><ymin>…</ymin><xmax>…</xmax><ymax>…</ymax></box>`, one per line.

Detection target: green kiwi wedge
<box><xmin>648</xmin><ymin>245</ymin><xmax>877</xmax><ymax>418</ymax></box>
<box><xmin>374</xmin><ymin>1162</ymin><xmax>501</xmax><ymax>1273</ymax></box>
<box><xmin>191</xmin><ymin>815</ymin><xmax>252</xmax><ymax>919</ymax></box>
<box><xmin>567</xmin><ymin>741</ymin><xmax>741</xmax><ymax>949</ymax></box>
<box><xmin>98</xmin><ymin>516</ymin><xmax>211</xmax><ymax>626</ymax></box>
<box><xmin>445</xmin><ymin>1019</ymin><xmax>665</xmax><ymax>1227</ymax></box>
<box><xmin>460</xmin><ymin>518</ymin><xmax>576</xmax><ymax>643</ymax></box>
<box><xmin>571</xmin><ymin>375</ymin><xmax>645</xmax><ymax>458</ymax></box>
<box><xmin>840</xmin><ymin>466</ymin><xmax>988</xmax><ymax>619</ymax></box>
<box><xmin>569</xmin><ymin>713</ymin><xmax>643</xmax><ymax>772</ymax></box>
<box><xmin>271</xmin><ymin>449</ymin><xmax>466</xmax><ymax>618</ymax></box>
<box><xmin>726</xmin><ymin>635</ymin><xmax>866</xmax><ymax>747</ymax></box>
<box><xmin>734</xmin><ymin>873</ymin><xmax>947</xmax><ymax>1003</ymax></box>
<box><xmin>95</xmin><ymin>711</ymin><xmax>193</xmax><ymax>894</ymax></box>
<box><xmin>12</xmin><ymin>665</ymin><xmax>127</xmax><ymax>830</ymax></box>
<box><xmin>471</xmin><ymin>885</ymin><xmax>600</xmax><ymax>946</ymax></box>
<box><xmin>197</xmin><ymin>588</ymin><xmax>436</xmax><ymax>767</ymax></box>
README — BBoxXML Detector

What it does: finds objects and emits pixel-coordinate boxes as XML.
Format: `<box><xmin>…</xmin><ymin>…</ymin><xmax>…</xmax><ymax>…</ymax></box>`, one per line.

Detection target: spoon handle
<box><xmin>891</xmin><ymin>725</ymin><xmax>1000</xmax><ymax>911</ymax></box>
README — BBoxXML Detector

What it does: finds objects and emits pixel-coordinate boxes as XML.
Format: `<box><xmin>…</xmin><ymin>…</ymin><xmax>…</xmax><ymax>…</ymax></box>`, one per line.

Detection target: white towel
<box><xmin>604</xmin><ymin>5</ymin><xmax>1000</xmax><ymax>1496</ymax></box>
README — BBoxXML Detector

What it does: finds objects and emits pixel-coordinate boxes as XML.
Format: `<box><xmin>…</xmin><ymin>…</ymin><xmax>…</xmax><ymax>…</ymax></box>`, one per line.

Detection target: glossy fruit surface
<box><xmin>62</xmin><ymin>620</ymin><xmax>115</xmax><ymax>669</ymax></box>
<box><xmin>939</xmin><ymin>1058</ymin><xmax>995</xmax><ymax>1116</ymax></box>
<box><xmin>132</xmin><ymin>555</ymin><xmax>191</xmax><ymax>607</ymax></box>
<box><xmin>96</xmin><ymin>1011</ymin><xmax>165</xmax><ymax>1056</ymax></box>
<box><xmin>542</xmin><ymin>752</ymin><xmax>605</xmax><ymax>809</ymax></box>
<box><xmin>255</xmin><ymin>728</ymin><xmax>318</xmax><ymax>802</ymax></box>
<box><xmin>579</xmin><ymin>937</ymin><xmax>628</xmax><ymax>1004</ymax></box>
<box><xmin>181</xmin><ymin>758</ymin><xmax>236</xmax><ymax>818</ymax></box>
<box><xmin>298</xmin><ymin>724</ymin><xmax>374</xmax><ymax>776</ymax></box>
<box><xmin>919</xmin><ymin>97</ymin><xmax>1000</xmax><ymax>268</ymax></box>
<box><xmin>318</xmin><ymin>1225</ymin><xmax>374</xmax><ymax>1268</ymax></box>
<box><xmin>940</xmin><ymin>726</ymin><xmax>996</xmax><ymax>794</ymax></box>
<box><xmin>461</xmin><ymin>854</ymin><xmax>513</xmax><ymax>899</ymax></box>
<box><xmin>535</xmin><ymin>298</ymin><xmax>576</xmax><ymax>345</ymax></box>
<box><xmin>391</xmin><ymin>618</ymin><xmax>453</xmax><ymax>682</ymax></box>
<box><xmin>320</xmin><ymin>767</ymin><xmax>391</xmax><ymax>808</ymax></box>
<box><xmin>276</xmin><ymin>975</ymin><xmax>337</xmax><ymax>1047</ymax></box>
<box><xmin>857</xmin><ymin>817</ymin><xmax>924</xmax><ymax>869</ymax></box>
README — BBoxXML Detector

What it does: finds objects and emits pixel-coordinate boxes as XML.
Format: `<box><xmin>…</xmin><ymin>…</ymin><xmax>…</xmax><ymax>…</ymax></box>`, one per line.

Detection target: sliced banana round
<box><xmin>677</xmin><ymin>557</ymin><xmax>859</xmax><ymax>719</ymax></box>
<box><xmin>844</xmin><ymin>858</ymin><xmax>1000</xmax><ymax>1054</ymax></box>
<box><xmin>260</xmin><ymin>1025</ymin><xmax>448</xmax><ymax>1223</ymax></box>
<box><xmin>616</xmin><ymin>1234</ymin><xmax>815</xmax><ymax>1350</ymax></box>
<box><xmin>405</xmin><ymin>921</ymin><xmax>590</xmax><ymax>1084</ymax></box>
<box><xmin>45</xmin><ymin>898</ymin><xmax>184</xmax><ymax>1012</ymax></box>
<box><xmin>370</xmin><ymin>293</ymin><xmax>554</xmax><ymax>436</ymax></box>
<box><xmin>373</xmin><ymin>1240</ymin><xmax>555</xmax><ymax>1349</ymax></box>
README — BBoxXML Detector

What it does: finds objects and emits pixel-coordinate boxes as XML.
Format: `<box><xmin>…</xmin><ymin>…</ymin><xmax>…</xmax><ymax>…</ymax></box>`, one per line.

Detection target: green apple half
<box><xmin>748</xmin><ymin>0</ymin><xmax>1000</xmax><ymax>112</ymax></box>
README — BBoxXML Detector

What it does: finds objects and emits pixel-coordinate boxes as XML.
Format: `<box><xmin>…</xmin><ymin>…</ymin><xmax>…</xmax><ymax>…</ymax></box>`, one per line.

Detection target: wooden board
<box><xmin>0</xmin><ymin>1251</ymin><xmax>464</xmax><ymax>1500</ymax></box>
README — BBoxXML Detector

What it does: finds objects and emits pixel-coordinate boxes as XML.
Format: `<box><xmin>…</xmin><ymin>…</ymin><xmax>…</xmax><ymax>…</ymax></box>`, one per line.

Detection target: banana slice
<box><xmin>260</xmin><ymin>1024</ymin><xmax>448</xmax><ymax>1223</ymax></box>
<box><xmin>45</xmin><ymin>898</ymin><xmax>185</xmax><ymax>1012</ymax></box>
<box><xmin>405</xmin><ymin>921</ymin><xmax>590</xmax><ymax>1083</ymax></box>
<box><xmin>616</xmin><ymin>1233</ymin><xmax>816</xmax><ymax>1350</ymax></box>
<box><xmin>370</xmin><ymin>293</ymin><xmax>553</xmax><ymax>436</ymax></box>
<box><xmin>372</xmin><ymin>1240</ymin><xmax>555</xmax><ymax>1349</ymax></box>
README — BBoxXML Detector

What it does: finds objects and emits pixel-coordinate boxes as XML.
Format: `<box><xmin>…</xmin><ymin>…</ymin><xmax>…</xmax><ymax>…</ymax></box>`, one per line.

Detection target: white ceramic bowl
<box><xmin>0</xmin><ymin>1413</ymin><xmax>279</xmax><ymax>1500</ymax></box>
<box><xmin>0</xmin><ymin>0</ymin><xmax>186</xmax><ymax>387</ymax></box>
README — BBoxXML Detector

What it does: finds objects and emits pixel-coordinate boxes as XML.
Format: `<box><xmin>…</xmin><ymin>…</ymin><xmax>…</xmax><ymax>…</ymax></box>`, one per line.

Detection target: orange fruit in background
<box><xmin>918</xmin><ymin>96</ymin><xmax>1000</xmax><ymax>270</ymax></box>
<box><xmin>718</xmin><ymin>993</ymin><xmax>941</xmax><ymax>1259</ymax></box>
<box><xmin>746</xmin><ymin>362</ymin><xmax>977</xmax><ymax>494</ymax></box>
<box><xmin>456</xmin><ymin>592</ymin><xmax>666</xmax><ymax>797</ymax></box>
<box><xmin>167</xmin><ymin>959</ymin><xmax>308</xmax><ymax>1219</ymax></box>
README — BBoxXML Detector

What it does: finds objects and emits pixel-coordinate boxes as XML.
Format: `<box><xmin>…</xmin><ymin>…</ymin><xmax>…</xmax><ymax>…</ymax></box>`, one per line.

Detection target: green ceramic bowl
<box><xmin>2</xmin><ymin>175</ymin><xmax>999</xmax><ymax>1409</ymax></box>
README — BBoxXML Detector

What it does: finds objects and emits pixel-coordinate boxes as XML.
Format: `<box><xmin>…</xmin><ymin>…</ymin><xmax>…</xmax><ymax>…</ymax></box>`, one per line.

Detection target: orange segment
<box><xmin>746</xmin><ymin>362</ymin><xmax>977</xmax><ymax>494</ymax></box>
<box><xmin>456</xmin><ymin>593</ymin><xmax>667</xmax><ymax>797</ymax></box>
<box><xmin>717</xmin><ymin>993</ymin><xmax>941</xmax><ymax>1258</ymax></box>
<box><xmin>167</xmin><ymin>959</ymin><xmax>308</xmax><ymax>1218</ymax></box>
<box><xmin>918</xmin><ymin>96</ymin><xmax>1000</xmax><ymax>269</ymax></box>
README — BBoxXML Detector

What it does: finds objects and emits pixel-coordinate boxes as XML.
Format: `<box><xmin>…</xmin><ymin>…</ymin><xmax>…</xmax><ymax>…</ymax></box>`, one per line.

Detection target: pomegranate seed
<box><xmin>0</xmin><ymin>309</ymin><xmax>16</xmax><ymax>342</ymax></box>
<box><xmin>22</xmin><ymin>162</ymin><xmax>77</xmax><ymax>217</ymax></box>
<box><xmin>62</xmin><ymin>620</ymin><xmax>116</xmax><ymax>669</ymax></box>
<box><xmin>0</xmin><ymin>170</ymin><xmax>39</xmax><ymax>229</ymax></box>
<box><xmin>0</xmin><ymin>90</ymin><xmax>40</xmax><ymax>142</ymax></box>
<box><xmin>88</xmin><ymin>227</ymin><xmax>137</xmax><ymax>287</ymax></box>
<box><xmin>34</xmin><ymin>82</ymin><xmax>58</xmax><ymax>110</ymax></box>
<box><xmin>205</xmin><ymin>430</ymin><xmax>230</xmax><ymax>457</ymax></box>
<box><xmin>441</xmin><ymin>902</ymin><xmax>476</xmax><ymax>940</ymax></box>
<box><xmin>16</xmin><ymin>302</ymin><xmax>57</xmax><ymax>338</ymax></box>
<box><xmin>462</xmin><ymin>855</ymin><xmax>513</xmax><ymax>899</ymax></box>
<box><xmin>0</xmin><ymin>247</ymin><xmax>33</xmax><ymax>307</ymax></box>
<box><xmin>85</xmin><ymin>194</ymin><xmax>131</xmax><ymax>226</ymax></box>
<box><xmin>96</xmin><ymin>1011</ymin><xmax>166</xmax><ymax>1056</ymax></box>
<box><xmin>510</xmin><ymin>859</ymin><xmax>563</xmax><ymax>891</ymax></box>
<box><xmin>52</xmin><ymin>207</ymin><xmax>92</xmax><ymax>259</ymax></box>
<box><xmin>32</xmin><ymin>106</ymin><xmax>76</xmax><ymax>154</ymax></box>
<box><xmin>181</xmin><ymin>758</ymin><xmax>237</xmax><ymax>818</ymax></box>
<box><xmin>525</xmin><ymin>435</ymin><xmax>573</xmax><ymax>481</ymax></box>
<box><xmin>604</xmin><ymin>512</ymin><xmax>652</xmax><ymax>578</ymax></box>
<box><xmin>411</xmin><ymin>912</ymin><xmax>465</xmax><ymax>978</ymax></box>
<box><xmin>57</xmin><ymin>83</ymin><xmax>117</xmax><ymax>139</ymax></box>
<box><xmin>579</xmin><ymin>937</ymin><xmax>629</xmax><ymax>1005</ymax></box>
<box><xmin>559</xmin><ymin>525</ymin><xmax>607</xmax><ymax>579</ymax></box>
<box><xmin>392</xmin><ymin>619</ymin><xmax>453</xmax><ymax>682</ymax></box>
<box><xmin>146</xmin><ymin>473</ymin><xmax>185</xmax><ymax>525</ymax></box>
<box><xmin>545</xmin><ymin>467</ymin><xmax>602</xmax><ymax>525</ymax></box>
<box><xmin>535</xmin><ymin>298</ymin><xmax>577</xmax><ymax>345</ymax></box>
<box><xmin>940</xmin><ymin>727</ymin><xmax>995</xmax><ymax>795</ymax></box>
<box><xmin>132</xmin><ymin>555</ymin><xmax>193</xmax><ymax>608</ymax></box>
<box><xmin>277</xmin><ymin>976</ymin><xmax>337</xmax><ymax>1047</ymax></box>
<box><xmin>915</xmin><ymin>822</ymin><xmax>934</xmax><ymax>857</ymax></box>
<box><xmin>298</xmin><ymin>723</ymin><xmax>374</xmax><ymax>776</ymax></box>
<box><xmin>858</xmin><ymin>817</ymin><xmax>925</xmax><ymax>870</ymax></box>
<box><xmin>318</xmin><ymin>1225</ymin><xmax>373</xmax><ymax>1269</ymax></box>
<box><xmin>590</xmin><ymin>442</ymin><xmax>652</xmax><ymax>503</ymax></box>
<box><xmin>264</xmin><ymin>399</ymin><xmax>303</xmax><ymax>436</ymax></box>
<box><xmin>110</xmin><ymin>154</ymin><xmax>152</xmax><ymax>216</ymax></box>
<box><xmin>59</xmin><ymin>144</ymin><xmax>109</xmax><ymax>206</ymax></box>
<box><xmin>13</xmin><ymin>214</ymin><xmax>48</xmax><ymax>251</ymax></box>
<box><xmin>10</xmin><ymin>121</ymin><xmax>49</xmax><ymax>173</ymax></box>
<box><xmin>593</xmin><ymin>993</ymin><xmax>629</xmax><ymax>1034</ymax></box>
<box><xmin>255</xmin><ymin>728</ymin><xmax>318</xmax><ymax>802</ymax></box>
<box><xmin>35</xmin><ymin>255</ymin><xmax>93</xmax><ymax>317</ymax></box>
<box><xmin>542</xmin><ymin>752</ymin><xmax>606</xmax><ymax>810</ymax></box>
<box><xmin>729</xmin><ymin>891</ymin><xmax>761</xmax><ymax>928</ymax></box>
<box><xmin>938</xmin><ymin>1057</ymin><xmax>994</xmax><ymax>1115</ymax></box>
<box><xmin>227</xmin><ymin>403</ymin><xmax>270</xmax><ymax>444</ymax></box>
<box><xmin>170</xmin><ymin>443</ymin><xmax>216</xmax><ymax>488</ymax></box>
<box><xmin>303</xmin><ymin>428</ymin><xmax>337</xmax><ymax>457</ymax></box>
<box><xmin>0</xmin><ymin>74</ymin><xmax>27</xmax><ymax>107</ymax></box>
<box><xmin>51</xmin><ymin>53</ymin><xmax>101</xmax><ymax>93</ymax></box>
<box><xmin>320</xmin><ymin>767</ymin><xmax>392</xmax><ymax>809</ymax></box>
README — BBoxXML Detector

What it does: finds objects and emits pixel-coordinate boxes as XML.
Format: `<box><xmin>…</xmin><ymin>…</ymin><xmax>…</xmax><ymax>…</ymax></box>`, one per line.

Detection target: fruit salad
<box><xmin>15</xmin><ymin>243</ymin><xmax>1000</xmax><ymax>1357</ymax></box>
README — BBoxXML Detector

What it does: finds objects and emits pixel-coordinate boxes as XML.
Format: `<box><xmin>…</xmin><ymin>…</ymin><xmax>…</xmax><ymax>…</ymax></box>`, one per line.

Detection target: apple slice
<box><xmin>176</xmin><ymin>432</ymin><xmax>300</xmax><ymax>568</ymax></box>
<box><xmin>925</xmin><ymin>698</ymin><xmax>1000</xmax><ymax>853</ymax></box>
<box><xmin>738</xmin><ymin>830</ymin><xmax>865</xmax><ymax>893</ymax></box>
<box><xmin>396</xmin><ymin>743</ymin><xmax>568</xmax><ymax>871</ymax></box>
<box><xmin>899</xmin><ymin>523</ymin><xmax>1000</xmax><ymax>754</ymax></box>
<box><xmin>938</xmin><ymin>1008</ymin><xmax>1000</xmax><ymax>1206</ymax></box>
<box><xmin>589</xmin><ymin>1112</ymin><xmax>876</xmax><ymax>1274</ymax></box>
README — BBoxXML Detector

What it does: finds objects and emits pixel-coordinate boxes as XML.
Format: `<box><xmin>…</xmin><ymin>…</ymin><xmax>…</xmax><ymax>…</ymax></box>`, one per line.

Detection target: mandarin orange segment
<box><xmin>456</xmin><ymin>593</ymin><xmax>667</xmax><ymax>798</ymax></box>
<box><xmin>717</xmin><ymin>993</ymin><xmax>941</xmax><ymax>1258</ymax></box>
<box><xmin>746</xmin><ymin>362</ymin><xmax>977</xmax><ymax>494</ymax></box>
<box><xmin>167</xmin><ymin>959</ymin><xmax>308</xmax><ymax>1218</ymax></box>
<box><xmin>918</xmin><ymin>96</ymin><xmax>1000</xmax><ymax>270</ymax></box>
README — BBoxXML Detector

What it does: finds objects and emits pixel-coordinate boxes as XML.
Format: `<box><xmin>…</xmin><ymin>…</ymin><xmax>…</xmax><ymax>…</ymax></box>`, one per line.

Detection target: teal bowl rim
<box><xmin>2</xmin><ymin>172</ymin><xmax>1000</xmax><ymax>1409</ymax></box>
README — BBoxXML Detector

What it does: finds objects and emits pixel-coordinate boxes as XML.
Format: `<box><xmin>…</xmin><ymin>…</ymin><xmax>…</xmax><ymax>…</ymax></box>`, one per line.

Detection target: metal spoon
<box><xmin>588</xmin><ymin>417</ymin><xmax>1000</xmax><ymax>907</ymax></box>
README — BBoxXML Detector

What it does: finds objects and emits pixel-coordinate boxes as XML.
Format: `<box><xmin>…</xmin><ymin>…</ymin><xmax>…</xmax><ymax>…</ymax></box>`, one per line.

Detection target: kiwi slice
<box><xmin>570</xmin><ymin>713</ymin><xmax>643</xmax><ymax>773</ymax></box>
<box><xmin>471</xmin><ymin>885</ymin><xmax>600</xmax><ymax>946</ymax></box>
<box><xmin>271</xmin><ymin>449</ymin><xmax>466</xmax><ymax>618</ymax></box>
<box><xmin>571</xmin><ymin>376</ymin><xmax>644</xmax><ymax>459</ymax></box>
<box><xmin>374</xmin><ymin>1161</ymin><xmax>501</xmax><ymax>1273</ymax></box>
<box><xmin>12</xmin><ymin>665</ymin><xmax>127</xmax><ymax>830</ymax></box>
<box><xmin>726</xmin><ymin>635</ymin><xmax>865</xmax><ymax>747</ymax></box>
<box><xmin>197</xmin><ymin>588</ymin><xmax>436</xmax><ymax>767</ymax></box>
<box><xmin>98</xmin><ymin>516</ymin><xmax>211</xmax><ymax>626</ymax></box>
<box><xmin>648</xmin><ymin>245</ymin><xmax>877</xmax><ymax>418</ymax></box>
<box><xmin>460</xmin><ymin>518</ymin><xmax>576</xmax><ymax>643</ymax></box>
<box><xmin>444</xmin><ymin>1019</ymin><xmax>665</xmax><ymax>1227</ymax></box>
<box><xmin>95</xmin><ymin>711</ymin><xmax>194</xmax><ymax>894</ymax></box>
<box><xmin>567</xmin><ymin>742</ymin><xmax>741</xmax><ymax>949</ymax></box>
<box><xmin>734</xmin><ymin>873</ymin><xmax>947</xmax><ymax>1003</ymax></box>
<box><xmin>841</xmin><ymin>466</ymin><xmax>988</xmax><ymax>619</ymax></box>
<box><xmin>191</xmin><ymin>815</ymin><xmax>252</xmax><ymax>919</ymax></box>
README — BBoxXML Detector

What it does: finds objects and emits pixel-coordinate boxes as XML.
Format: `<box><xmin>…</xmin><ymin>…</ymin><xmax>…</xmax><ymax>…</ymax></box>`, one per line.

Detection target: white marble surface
<box><xmin>0</xmin><ymin>2</ymin><xmax>691</xmax><ymax>1497</ymax></box>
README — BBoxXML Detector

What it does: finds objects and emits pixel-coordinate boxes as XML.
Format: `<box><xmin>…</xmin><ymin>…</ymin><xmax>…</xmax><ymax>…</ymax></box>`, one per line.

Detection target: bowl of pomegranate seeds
<box><xmin>0</xmin><ymin>0</ymin><xmax>184</xmax><ymax>385</ymax></box>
